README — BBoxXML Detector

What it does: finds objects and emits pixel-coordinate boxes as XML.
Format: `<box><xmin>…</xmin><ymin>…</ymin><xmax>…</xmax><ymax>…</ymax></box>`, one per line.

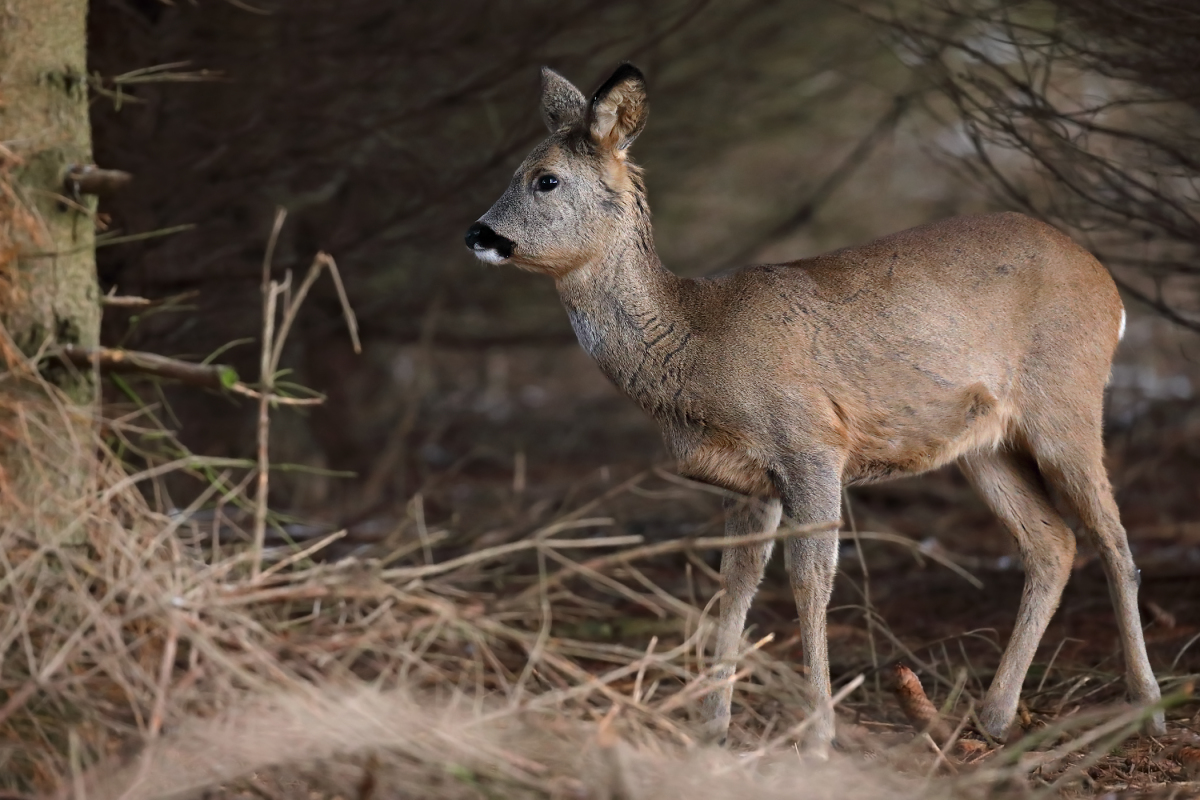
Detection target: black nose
<box><xmin>464</xmin><ymin>222</ymin><xmax>514</xmax><ymax>259</ymax></box>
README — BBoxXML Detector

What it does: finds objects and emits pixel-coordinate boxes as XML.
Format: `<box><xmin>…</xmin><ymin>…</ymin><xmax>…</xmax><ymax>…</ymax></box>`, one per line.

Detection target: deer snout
<box><xmin>464</xmin><ymin>222</ymin><xmax>514</xmax><ymax>263</ymax></box>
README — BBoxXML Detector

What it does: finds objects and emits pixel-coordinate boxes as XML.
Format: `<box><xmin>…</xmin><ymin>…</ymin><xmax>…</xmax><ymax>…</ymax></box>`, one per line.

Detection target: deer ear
<box><xmin>588</xmin><ymin>63</ymin><xmax>647</xmax><ymax>153</ymax></box>
<box><xmin>540</xmin><ymin>67</ymin><xmax>587</xmax><ymax>133</ymax></box>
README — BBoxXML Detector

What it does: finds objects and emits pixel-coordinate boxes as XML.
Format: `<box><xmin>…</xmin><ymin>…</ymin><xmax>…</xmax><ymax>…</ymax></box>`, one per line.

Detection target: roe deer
<box><xmin>464</xmin><ymin>63</ymin><xmax>1164</xmax><ymax>747</ymax></box>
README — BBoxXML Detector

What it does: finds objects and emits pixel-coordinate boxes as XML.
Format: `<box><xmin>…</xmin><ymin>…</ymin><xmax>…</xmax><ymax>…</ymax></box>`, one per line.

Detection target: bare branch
<box><xmin>63</xmin><ymin>165</ymin><xmax>132</xmax><ymax>198</ymax></box>
<box><xmin>709</xmin><ymin>91</ymin><xmax>918</xmax><ymax>273</ymax></box>
<box><xmin>57</xmin><ymin>345</ymin><xmax>324</xmax><ymax>406</ymax></box>
<box><xmin>872</xmin><ymin>0</ymin><xmax>1200</xmax><ymax>328</ymax></box>
<box><xmin>60</xmin><ymin>345</ymin><xmax>237</xmax><ymax>390</ymax></box>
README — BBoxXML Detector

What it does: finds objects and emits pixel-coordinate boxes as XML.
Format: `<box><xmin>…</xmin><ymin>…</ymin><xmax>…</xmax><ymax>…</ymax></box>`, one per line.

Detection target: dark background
<box><xmin>88</xmin><ymin>0</ymin><xmax>966</xmax><ymax>511</ymax></box>
<box><xmin>86</xmin><ymin>0</ymin><xmax>1199</xmax><ymax>639</ymax></box>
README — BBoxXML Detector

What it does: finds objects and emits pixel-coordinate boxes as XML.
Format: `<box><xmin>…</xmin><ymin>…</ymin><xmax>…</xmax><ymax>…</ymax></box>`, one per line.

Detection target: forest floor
<box><xmin>163</xmin><ymin>452</ymin><xmax>1200</xmax><ymax>800</ymax></box>
<box><xmin>7</xmin><ymin>324</ymin><xmax>1199</xmax><ymax>799</ymax></box>
<box><xmin>168</xmin><ymin>354</ymin><xmax>1199</xmax><ymax>799</ymax></box>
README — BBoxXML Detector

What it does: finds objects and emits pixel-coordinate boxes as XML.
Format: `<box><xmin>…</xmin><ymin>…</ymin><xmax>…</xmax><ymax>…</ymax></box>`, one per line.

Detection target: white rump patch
<box><xmin>471</xmin><ymin>246</ymin><xmax>507</xmax><ymax>264</ymax></box>
<box><xmin>1118</xmin><ymin>308</ymin><xmax>1127</xmax><ymax>341</ymax></box>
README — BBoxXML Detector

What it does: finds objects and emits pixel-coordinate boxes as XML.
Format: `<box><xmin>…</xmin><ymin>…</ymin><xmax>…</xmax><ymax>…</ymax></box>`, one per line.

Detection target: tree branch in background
<box><xmin>101</xmin><ymin>289</ymin><xmax>199</xmax><ymax>309</ymax></box>
<box><xmin>60</xmin><ymin>345</ymin><xmax>237</xmax><ymax>390</ymax></box>
<box><xmin>100</xmin><ymin>295</ymin><xmax>154</xmax><ymax>309</ymax></box>
<box><xmin>873</xmin><ymin>0</ymin><xmax>1200</xmax><ymax>330</ymax></box>
<box><xmin>63</xmin><ymin>164</ymin><xmax>132</xmax><ymax>198</ymax></box>
<box><xmin>710</xmin><ymin>91</ymin><xmax>917</xmax><ymax>273</ymax></box>
<box><xmin>58</xmin><ymin>345</ymin><xmax>323</xmax><ymax>405</ymax></box>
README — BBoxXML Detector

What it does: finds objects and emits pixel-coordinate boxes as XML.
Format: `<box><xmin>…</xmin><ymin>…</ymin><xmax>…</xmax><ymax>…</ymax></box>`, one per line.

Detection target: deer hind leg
<box><xmin>959</xmin><ymin>449</ymin><xmax>1076</xmax><ymax>739</ymax></box>
<box><xmin>774</xmin><ymin>455</ymin><xmax>843</xmax><ymax>751</ymax></box>
<box><xmin>1031</xmin><ymin>435</ymin><xmax>1165</xmax><ymax>735</ymax></box>
<box><xmin>701</xmin><ymin>495</ymin><xmax>781</xmax><ymax>744</ymax></box>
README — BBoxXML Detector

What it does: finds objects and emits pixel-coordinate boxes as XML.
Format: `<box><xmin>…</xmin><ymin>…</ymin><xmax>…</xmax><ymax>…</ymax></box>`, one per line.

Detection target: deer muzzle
<box><xmin>464</xmin><ymin>222</ymin><xmax>514</xmax><ymax>263</ymax></box>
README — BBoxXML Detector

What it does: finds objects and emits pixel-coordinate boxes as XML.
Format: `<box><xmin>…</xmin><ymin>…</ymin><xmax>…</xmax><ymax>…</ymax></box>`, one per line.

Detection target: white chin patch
<box><xmin>472</xmin><ymin>246</ymin><xmax>508</xmax><ymax>264</ymax></box>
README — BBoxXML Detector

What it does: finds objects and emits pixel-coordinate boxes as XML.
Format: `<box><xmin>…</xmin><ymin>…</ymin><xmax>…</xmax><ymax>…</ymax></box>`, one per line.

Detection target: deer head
<box><xmin>465</xmin><ymin>64</ymin><xmax>649</xmax><ymax>279</ymax></box>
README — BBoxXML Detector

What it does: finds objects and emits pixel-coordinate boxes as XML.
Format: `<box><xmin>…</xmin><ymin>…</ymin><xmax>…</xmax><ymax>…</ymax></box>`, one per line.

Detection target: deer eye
<box><xmin>536</xmin><ymin>174</ymin><xmax>559</xmax><ymax>192</ymax></box>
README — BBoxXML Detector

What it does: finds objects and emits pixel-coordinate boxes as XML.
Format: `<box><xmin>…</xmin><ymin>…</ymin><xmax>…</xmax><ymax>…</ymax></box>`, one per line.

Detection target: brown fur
<box><xmin>468</xmin><ymin>64</ymin><xmax>1163</xmax><ymax>748</ymax></box>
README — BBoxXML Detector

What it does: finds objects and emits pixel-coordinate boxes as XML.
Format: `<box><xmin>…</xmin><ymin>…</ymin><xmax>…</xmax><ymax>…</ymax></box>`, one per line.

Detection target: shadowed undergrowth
<box><xmin>2</xmin><ymin>375</ymin><xmax>1198</xmax><ymax>799</ymax></box>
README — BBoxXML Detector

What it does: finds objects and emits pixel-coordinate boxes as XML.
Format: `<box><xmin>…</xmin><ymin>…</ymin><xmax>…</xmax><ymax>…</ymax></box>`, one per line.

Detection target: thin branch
<box><xmin>1114</xmin><ymin>277</ymin><xmax>1200</xmax><ymax>332</ymax></box>
<box><xmin>709</xmin><ymin>90</ymin><xmax>917</xmax><ymax>273</ymax></box>
<box><xmin>101</xmin><ymin>289</ymin><xmax>199</xmax><ymax>311</ymax></box>
<box><xmin>63</xmin><ymin>165</ymin><xmax>132</xmax><ymax>198</ymax></box>
<box><xmin>508</xmin><ymin>518</ymin><xmax>842</xmax><ymax>605</ymax></box>
<box><xmin>252</xmin><ymin>209</ymin><xmax>288</xmax><ymax>581</ymax></box>
<box><xmin>100</xmin><ymin>296</ymin><xmax>154</xmax><ymax>309</ymax></box>
<box><xmin>59</xmin><ymin>345</ymin><xmax>236</xmax><ymax>390</ymax></box>
<box><xmin>323</xmin><ymin>253</ymin><xmax>362</xmax><ymax>355</ymax></box>
<box><xmin>57</xmin><ymin>345</ymin><xmax>323</xmax><ymax>405</ymax></box>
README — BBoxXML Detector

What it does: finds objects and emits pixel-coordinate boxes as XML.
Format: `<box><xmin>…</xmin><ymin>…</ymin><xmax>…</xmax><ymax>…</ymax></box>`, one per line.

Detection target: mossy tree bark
<box><xmin>0</xmin><ymin>0</ymin><xmax>101</xmax><ymax>521</ymax></box>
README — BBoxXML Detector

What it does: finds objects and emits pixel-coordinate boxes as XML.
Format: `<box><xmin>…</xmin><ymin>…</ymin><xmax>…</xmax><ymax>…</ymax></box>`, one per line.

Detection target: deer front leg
<box><xmin>775</xmin><ymin>455</ymin><xmax>843</xmax><ymax>752</ymax></box>
<box><xmin>700</xmin><ymin>495</ymin><xmax>781</xmax><ymax>744</ymax></box>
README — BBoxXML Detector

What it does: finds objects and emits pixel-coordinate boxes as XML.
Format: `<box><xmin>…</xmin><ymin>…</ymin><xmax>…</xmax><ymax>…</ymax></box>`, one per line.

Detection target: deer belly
<box><xmin>841</xmin><ymin>382</ymin><xmax>1011</xmax><ymax>484</ymax></box>
<box><xmin>673</xmin><ymin>432</ymin><xmax>777</xmax><ymax>497</ymax></box>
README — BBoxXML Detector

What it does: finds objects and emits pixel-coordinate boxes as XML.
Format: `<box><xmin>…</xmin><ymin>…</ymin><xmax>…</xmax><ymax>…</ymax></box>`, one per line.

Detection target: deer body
<box><xmin>466</xmin><ymin>64</ymin><xmax>1163</xmax><ymax>748</ymax></box>
<box><xmin>564</xmin><ymin>215</ymin><xmax>1076</xmax><ymax>497</ymax></box>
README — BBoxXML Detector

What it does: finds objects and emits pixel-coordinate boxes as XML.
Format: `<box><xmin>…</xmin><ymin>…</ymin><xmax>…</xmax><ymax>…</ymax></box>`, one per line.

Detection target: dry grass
<box><xmin>0</xmin><ymin>254</ymin><xmax>863</xmax><ymax>795</ymax></box>
<box><xmin>1</xmin><ymin>237</ymin><xmax>1197</xmax><ymax>799</ymax></box>
<box><xmin>2</xmin><ymin>374</ymin><xmax>1196</xmax><ymax>798</ymax></box>
<box><xmin>0</xmin><ymin>372</ymin><xmax>880</xmax><ymax>797</ymax></box>
<box><xmin>74</xmin><ymin>686</ymin><xmax>958</xmax><ymax>800</ymax></box>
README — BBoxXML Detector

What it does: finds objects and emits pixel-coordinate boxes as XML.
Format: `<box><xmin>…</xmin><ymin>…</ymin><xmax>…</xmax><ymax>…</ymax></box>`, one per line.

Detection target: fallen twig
<box><xmin>380</xmin><ymin>521</ymin><xmax>638</xmax><ymax>582</ymax></box>
<box><xmin>510</xmin><ymin>518</ymin><xmax>841</xmax><ymax>605</ymax></box>
<box><xmin>1179</xmin><ymin>745</ymin><xmax>1200</xmax><ymax>780</ymax></box>
<box><xmin>890</xmin><ymin>663</ymin><xmax>952</xmax><ymax>742</ymax></box>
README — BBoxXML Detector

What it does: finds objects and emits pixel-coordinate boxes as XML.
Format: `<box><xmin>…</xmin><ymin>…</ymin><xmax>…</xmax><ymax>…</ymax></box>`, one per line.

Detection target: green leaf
<box><xmin>202</xmin><ymin>337</ymin><xmax>254</xmax><ymax>366</ymax></box>
<box><xmin>218</xmin><ymin>365</ymin><xmax>239</xmax><ymax>389</ymax></box>
<box><xmin>109</xmin><ymin>373</ymin><xmax>144</xmax><ymax>406</ymax></box>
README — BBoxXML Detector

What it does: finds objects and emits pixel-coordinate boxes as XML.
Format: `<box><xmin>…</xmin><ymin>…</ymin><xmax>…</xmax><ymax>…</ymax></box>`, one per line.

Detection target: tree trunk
<box><xmin>0</xmin><ymin>0</ymin><xmax>100</xmax><ymax>523</ymax></box>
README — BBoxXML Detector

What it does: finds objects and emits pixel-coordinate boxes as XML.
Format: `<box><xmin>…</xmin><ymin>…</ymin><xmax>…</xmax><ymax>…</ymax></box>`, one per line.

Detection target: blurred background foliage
<box><xmin>88</xmin><ymin>0</ymin><xmax>1197</xmax><ymax>538</ymax></box>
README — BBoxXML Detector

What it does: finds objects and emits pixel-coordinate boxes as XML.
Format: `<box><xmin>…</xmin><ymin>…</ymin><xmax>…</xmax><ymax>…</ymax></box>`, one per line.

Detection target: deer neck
<box><xmin>556</xmin><ymin>227</ymin><xmax>694</xmax><ymax>417</ymax></box>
